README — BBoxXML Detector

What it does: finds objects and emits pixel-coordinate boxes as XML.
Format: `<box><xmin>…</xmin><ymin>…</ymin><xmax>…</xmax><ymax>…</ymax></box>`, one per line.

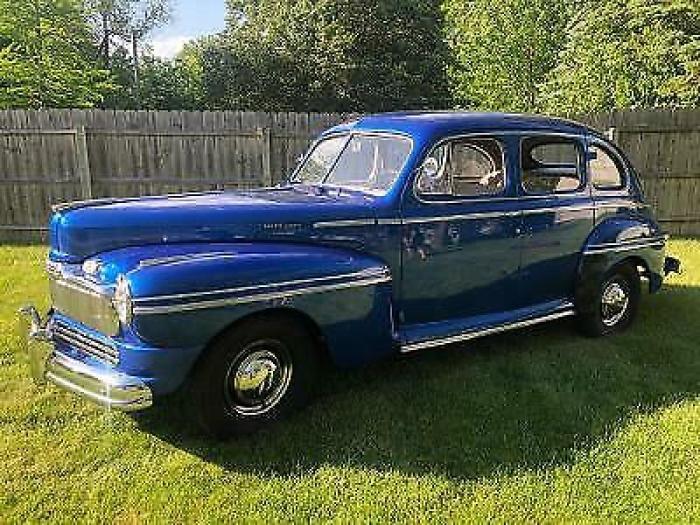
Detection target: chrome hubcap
<box><xmin>224</xmin><ymin>342</ymin><xmax>292</xmax><ymax>416</ymax></box>
<box><xmin>601</xmin><ymin>280</ymin><xmax>629</xmax><ymax>327</ymax></box>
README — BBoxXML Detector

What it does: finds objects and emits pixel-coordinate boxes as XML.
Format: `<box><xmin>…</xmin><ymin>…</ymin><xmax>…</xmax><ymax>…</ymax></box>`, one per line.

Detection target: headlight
<box><xmin>82</xmin><ymin>258</ymin><xmax>102</xmax><ymax>277</ymax></box>
<box><xmin>113</xmin><ymin>275</ymin><xmax>133</xmax><ymax>325</ymax></box>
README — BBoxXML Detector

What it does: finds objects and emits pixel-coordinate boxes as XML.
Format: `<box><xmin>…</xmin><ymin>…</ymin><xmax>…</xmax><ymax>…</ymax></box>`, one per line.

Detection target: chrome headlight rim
<box><xmin>113</xmin><ymin>275</ymin><xmax>133</xmax><ymax>326</ymax></box>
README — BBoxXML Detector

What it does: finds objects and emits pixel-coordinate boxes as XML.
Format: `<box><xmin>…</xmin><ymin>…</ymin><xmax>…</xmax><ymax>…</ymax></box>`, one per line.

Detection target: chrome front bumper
<box><xmin>17</xmin><ymin>305</ymin><xmax>153</xmax><ymax>412</ymax></box>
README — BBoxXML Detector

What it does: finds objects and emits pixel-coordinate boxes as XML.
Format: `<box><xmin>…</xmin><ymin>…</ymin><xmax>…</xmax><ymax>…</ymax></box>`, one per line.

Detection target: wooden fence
<box><xmin>579</xmin><ymin>109</ymin><xmax>700</xmax><ymax>237</ymax></box>
<box><xmin>0</xmin><ymin>110</ymin><xmax>346</xmax><ymax>241</ymax></box>
<box><xmin>0</xmin><ymin>108</ymin><xmax>698</xmax><ymax>242</ymax></box>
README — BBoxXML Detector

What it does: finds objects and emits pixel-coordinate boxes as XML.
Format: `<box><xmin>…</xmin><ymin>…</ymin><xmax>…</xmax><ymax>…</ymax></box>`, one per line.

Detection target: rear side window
<box><xmin>416</xmin><ymin>137</ymin><xmax>505</xmax><ymax>198</ymax></box>
<box><xmin>589</xmin><ymin>144</ymin><xmax>625</xmax><ymax>190</ymax></box>
<box><xmin>521</xmin><ymin>137</ymin><xmax>583</xmax><ymax>194</ymax></box>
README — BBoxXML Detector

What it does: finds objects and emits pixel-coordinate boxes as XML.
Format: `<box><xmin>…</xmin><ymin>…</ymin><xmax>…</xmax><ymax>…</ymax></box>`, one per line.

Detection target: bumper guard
<box><xmin>17</xmin><ymin>305</ymin><xmax>153</xmax><ymax>412</ymax></box>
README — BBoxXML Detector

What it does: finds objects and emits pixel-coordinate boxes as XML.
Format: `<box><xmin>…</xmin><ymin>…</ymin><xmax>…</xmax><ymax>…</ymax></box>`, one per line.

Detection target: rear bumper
<box><xmin>17</xmin><ymin>305</ymin><xmax>152</xmax><ymax>412</ymax></box>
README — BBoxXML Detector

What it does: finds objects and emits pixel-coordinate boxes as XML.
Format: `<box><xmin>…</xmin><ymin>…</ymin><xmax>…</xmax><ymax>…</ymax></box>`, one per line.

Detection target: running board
<box><xmin>400</xmin><ymin>307</ymin><xmax>576</xmax><ymax>353</ymax></box>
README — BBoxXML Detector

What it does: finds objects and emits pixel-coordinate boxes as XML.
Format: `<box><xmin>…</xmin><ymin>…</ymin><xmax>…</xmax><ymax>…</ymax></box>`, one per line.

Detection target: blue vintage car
<box><xmin>20</xmin><ymin>112</ymin><xmax>680</xmax><ymax>436</ymax></box>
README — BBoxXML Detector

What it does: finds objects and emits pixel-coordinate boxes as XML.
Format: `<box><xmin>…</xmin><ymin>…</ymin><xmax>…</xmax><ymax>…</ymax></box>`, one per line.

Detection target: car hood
<box><xmin>49</xmin><ymin>186</ymin><xmax>378</xmax><ymax>262</ymax></box>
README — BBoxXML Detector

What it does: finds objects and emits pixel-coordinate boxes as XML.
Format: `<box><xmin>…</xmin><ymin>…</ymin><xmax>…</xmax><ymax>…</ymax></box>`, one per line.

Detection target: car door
<box><xmin>516</xmin><ymin>134</ymin><xmax>594</xmax><ymax>308</ymax></box>
<box><xmin>399</xmin><ymin>134</ymin><xmax>522</xmax><ymax>327</ymax></box>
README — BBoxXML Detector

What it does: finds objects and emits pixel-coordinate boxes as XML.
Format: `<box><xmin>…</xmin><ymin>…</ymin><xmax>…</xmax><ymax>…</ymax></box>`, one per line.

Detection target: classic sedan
<box><xmin>20</xmin><ymin>112</ymin><xmax>680</xmax><ymax>437</ymax></box>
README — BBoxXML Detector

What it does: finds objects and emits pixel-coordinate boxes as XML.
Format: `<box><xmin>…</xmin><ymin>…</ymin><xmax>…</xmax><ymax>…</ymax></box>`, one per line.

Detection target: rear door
<box><xmin>517</xmin><ymin>135</ymin><xmax>594</xmax><ymax>307</ymax></box>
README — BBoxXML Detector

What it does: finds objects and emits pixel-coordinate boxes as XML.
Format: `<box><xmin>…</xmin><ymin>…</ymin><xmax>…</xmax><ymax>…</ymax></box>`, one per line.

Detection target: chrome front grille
<box><xmin>53</xmin><ymin>320</ymin><xmax>120</xmax><ymax>366</ymax></box>
<box><xmin>49</xmin><ymin>274</ymin><xmax>119</xmax><ymax>336</ymax></box>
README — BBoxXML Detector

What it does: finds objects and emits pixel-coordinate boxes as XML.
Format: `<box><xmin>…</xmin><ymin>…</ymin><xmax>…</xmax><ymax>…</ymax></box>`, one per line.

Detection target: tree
<box><xmin>196</xmin><ymin>0</ymin><xmax>452</xmax><ymax>112</ymax></box>
<box><xmin>542</xmin><ymin>0</ymin><xmax>700</xmax><ymax>114</ymax></box>
<box><xmin>88</xmin><ymin>0</ymin><xmax>172</xmax><ymax>107</ymax></box>
<box><xmin>0</xmin><ymin>0</ymin><xmax>112</xmax><ymax>108</ymax></box>
<box><xmin>135</xmin><ymin>54</ymin><xmax>201</xmax><ymax>109</ymax></box>
<box><xmin>443</xmin><ymin>0</ymin><xmax>579</xmax><ymax>112</ymax></box>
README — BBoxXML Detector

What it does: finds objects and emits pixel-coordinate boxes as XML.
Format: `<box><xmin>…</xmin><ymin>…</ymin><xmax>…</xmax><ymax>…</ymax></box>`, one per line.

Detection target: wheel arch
<box><xmin>198</xmin><ymin>307</ymin><xmax>331</xmax><ymax>370</ymax></box>
<box><xmin>576</xmin><ymin>251</ymin><xmax>653</xmax><ymax>316</ymax></box>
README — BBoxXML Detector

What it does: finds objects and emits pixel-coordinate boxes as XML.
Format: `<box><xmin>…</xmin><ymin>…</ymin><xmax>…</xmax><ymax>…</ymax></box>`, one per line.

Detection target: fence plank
<box><xmin>1</xmin><ymin>108</ymin><xmax>698</xmax><ymax>240</ymax></box>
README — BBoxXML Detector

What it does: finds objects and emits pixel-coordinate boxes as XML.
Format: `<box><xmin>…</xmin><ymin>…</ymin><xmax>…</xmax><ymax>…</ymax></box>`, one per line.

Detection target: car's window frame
<box><xmin>413</xmin><ymin>134</ymin><xmax>509</xmax><ymax>203</ymax></box>
<box><xmin>289</xmin><ymin>131</ymin><xmax>414</xmax><ymax>196</ymax></box>
<box><xmin>586</xmin><ymin>138</ymin><xmax>630</xmax><ymax>193</ymax></box>
<box><xmin>519</xmin><ymin>134</ymin><xmax>587</xmax><ymax>196</ymax></box>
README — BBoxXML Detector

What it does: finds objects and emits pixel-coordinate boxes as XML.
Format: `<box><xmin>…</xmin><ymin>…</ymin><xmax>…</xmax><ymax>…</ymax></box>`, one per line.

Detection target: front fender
<box><xmin>100</xmin><ymin>242</ymin><xmax>396</xmax><ymax>369</ymax></box>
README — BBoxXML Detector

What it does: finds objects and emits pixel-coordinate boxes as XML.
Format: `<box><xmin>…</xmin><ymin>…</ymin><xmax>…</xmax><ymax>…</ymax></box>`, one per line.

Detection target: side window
<box><xmin>521</xmin><ymin>137</ymin><xmax>583</xmax><ymax>194</ymax></box>
<box><xmin>589</xmin><ymin>144</ymin><xmax>625</xmax><ymax>190</ymax></box>
<box><xmin>416</xmin><ymin>138</ymin><xmax>505</xmax><ymax>198</ymax></box>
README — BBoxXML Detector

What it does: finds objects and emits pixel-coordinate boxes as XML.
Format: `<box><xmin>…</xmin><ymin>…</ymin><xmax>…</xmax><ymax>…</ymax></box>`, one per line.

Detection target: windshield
<box><xmin>292</xmin><ymin>133</ymin><xmax>412</xmax><ymax>194</ymax></box>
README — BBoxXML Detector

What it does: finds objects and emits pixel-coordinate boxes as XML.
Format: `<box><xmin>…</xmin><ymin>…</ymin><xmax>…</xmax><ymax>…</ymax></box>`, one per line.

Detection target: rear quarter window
<box><xmin>521</xmin><ymin>137</ymin><xmax>583</xmax><ymax>194</ymax></box>
<box><xmin>589</xmin><ymin>144</ymin><xmax>626</xmax><ymax>190</ymax></box>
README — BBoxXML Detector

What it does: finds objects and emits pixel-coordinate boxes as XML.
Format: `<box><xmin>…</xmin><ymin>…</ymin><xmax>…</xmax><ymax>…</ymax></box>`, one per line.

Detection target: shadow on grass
<box><xmin>134</xmin><ymin>283</ymin><xmax>700</xmax><ymax>481</ymax></box>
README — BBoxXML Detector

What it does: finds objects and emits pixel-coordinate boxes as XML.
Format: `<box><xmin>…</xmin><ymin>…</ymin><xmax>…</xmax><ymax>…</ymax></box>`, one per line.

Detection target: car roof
<box><xmin>323</xmin><ymin>111</ymin><xmax>595</xmax><ymax>142</ymax></box>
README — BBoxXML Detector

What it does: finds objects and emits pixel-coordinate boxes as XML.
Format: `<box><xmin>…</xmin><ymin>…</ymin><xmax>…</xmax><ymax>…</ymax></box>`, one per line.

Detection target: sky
<box><xmin>149</xmin><ymin>0</ymin><xmax>227</xmax><ymax>59</ymax></box>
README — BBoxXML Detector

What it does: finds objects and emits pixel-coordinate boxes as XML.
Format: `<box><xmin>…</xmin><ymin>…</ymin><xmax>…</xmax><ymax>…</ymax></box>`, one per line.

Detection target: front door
<box><xmin>399</xmin><ymin>135</ymin><xmax>521</xmax><ymax>327</ymax></box>
<box><xmin>516</xmin><ymin>135</ymin><xmax>594</xmax><ymax>307</ymax></box>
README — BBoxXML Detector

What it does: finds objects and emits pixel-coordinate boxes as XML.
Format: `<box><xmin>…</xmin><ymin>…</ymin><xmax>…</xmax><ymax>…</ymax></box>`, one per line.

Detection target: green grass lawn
<box><xmin>1</xmin><ymin>240</ymin><xmax>699</xmax><ymax>523</ymax></box>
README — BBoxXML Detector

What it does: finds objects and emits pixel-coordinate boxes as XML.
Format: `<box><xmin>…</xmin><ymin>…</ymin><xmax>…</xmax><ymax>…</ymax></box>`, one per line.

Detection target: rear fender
<box><xmin>576</xmin><ymin>217</ymin><xmax>666</xmax><ymax>313</ymax></box>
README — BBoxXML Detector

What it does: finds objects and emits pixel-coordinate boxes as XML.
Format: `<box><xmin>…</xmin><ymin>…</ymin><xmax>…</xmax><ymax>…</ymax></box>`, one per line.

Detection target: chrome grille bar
<box><xmin>53</xmin><ymin>321</ymin><xmax>119</xmax><ymax>366</ymax></box>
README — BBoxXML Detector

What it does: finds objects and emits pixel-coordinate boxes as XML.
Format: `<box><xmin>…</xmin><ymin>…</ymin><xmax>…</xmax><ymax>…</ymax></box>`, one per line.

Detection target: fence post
<box><xmin>258</xmin><ymin>127</ymin><xmax>273</xmax><ymax>187</ymax></box>
<box><xmin>75</xmin><ymin>126</ymin><xmax>92</xmax><ymax>199</ymax></box>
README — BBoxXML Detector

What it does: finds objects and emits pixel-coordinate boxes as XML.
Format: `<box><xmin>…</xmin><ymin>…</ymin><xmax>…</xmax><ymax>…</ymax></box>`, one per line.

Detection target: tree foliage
<box><xmin>1</xmin><ymin>0</ymin><xmax>700</xmax><ymax>113</ymax></box>
<box><xmin>0</xmin><ymin>0</ymin><xmax>112</xmax><ymax>108</ymax></box>
<box><xmin>196</xmin><ymin>0</ymin><xmax>451</xmax><ymax>112</ymax></box>
<box><xmin>542</xmin><ymin>0</ymin><xmax>700</xmax><ymax>113</ymax></box>
<box><xmin>443</xmin><ymin>0</ymin><xmax>579</xmax><ymax>112</ymax></box>
<box><xmin>88</xmin><ymin>0</ymin><xmax>172</xmax><ymax>107</ymax></box>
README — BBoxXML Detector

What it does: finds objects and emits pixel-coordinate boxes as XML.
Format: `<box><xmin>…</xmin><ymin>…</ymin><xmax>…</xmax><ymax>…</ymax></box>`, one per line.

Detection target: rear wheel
<box><xmin>189</xmin><ymin>315</ymin><xmax>320</xmax><ymax>438</ymax></box>
<box><xmin>577</xmin><ymin>263</ymin><xmax>641</xmax><ymax>337</ymax></box>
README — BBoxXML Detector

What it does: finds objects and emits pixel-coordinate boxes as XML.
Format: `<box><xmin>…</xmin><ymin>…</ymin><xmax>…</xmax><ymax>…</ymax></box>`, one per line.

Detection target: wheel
<box><xmin>188</xmin><ymin>315</ymin><xmax>320</xmax><ymax>438</ymax></box>
<box><xmin>577</xmin><ymin>263</ymin><xmax>641</xmax><ymax>337</ymax></box>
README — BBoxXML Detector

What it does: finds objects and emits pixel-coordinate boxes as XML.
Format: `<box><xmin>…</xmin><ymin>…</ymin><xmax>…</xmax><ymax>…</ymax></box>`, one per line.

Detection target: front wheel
<box><xmin>188</xmin><ymin>315</ymin><xmax>320</xmax><ymax>438</ymax></box>
<box><xmin>577</xmin><ymin>263</ymin><xmax>641</xmax><ymax>337</ymax></box>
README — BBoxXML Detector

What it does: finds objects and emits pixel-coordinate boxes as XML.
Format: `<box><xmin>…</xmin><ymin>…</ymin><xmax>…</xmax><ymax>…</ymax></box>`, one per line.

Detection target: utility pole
<box><xmin>102</xmin><ymin>12</ymin><xmax>110</xmax><ymax>68</ymax></box>
<box><xmin>132</xmin><ymin>32</ymin><xmax>140</xmax><ymax>109</ymax></box>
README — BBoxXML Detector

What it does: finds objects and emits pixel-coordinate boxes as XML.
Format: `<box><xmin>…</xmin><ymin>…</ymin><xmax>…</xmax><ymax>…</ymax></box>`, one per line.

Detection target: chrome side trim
<box><xmin>137</xmin><ymin>252</ymin><xmax>238</xmax><ymax>269</ymax></box>
<box><xmin>400</xmin><ymin>306</ymin><xmax>575</xmax><ymax>353</ymax></box>
<box><xmin>134</xmin><ymin>273</ymin><xmax>392</xmax><ymax>315</ymax></box>
<box><xmin>595</xmin><ymin>200</ymin><xmax>645</xmax><ymax>210</ymax></box>
<box><xmin>377</xmin><ymin>218</ymin><xmax>404</xmax><ymax>226</ymax></box>
<box><xmin>588</xmin><ymin>236</ymin><xmax>666</xmax><ymax>248</ymax></box>
<box><xmin>403</xmin><ymin>210</ymin><xmax>521</xmax><ymax>224</ymax></box>
<box><xmin>402</xmin><ymin>204</ymin><xmax>594</xmax><ymax>224</ymax></box>
<box><xmin>133</xmin><ymin>268</ymin><xmax>389</xmax><ymax>305</ymax></box>
<box><xmin>401</xmin><ymin>200</ymin><xmax>646</xmax><ymax>225</ymax></box>
<box><xmin>521</xmin><ymin>204</ymin><xmax>593</xmax><ymax>216</ymax></box>
<box><xmin>313</xmin><ymin>218</ymin><xmax>377</xmax><ymax>228</ymax></box>
<box><xmin>313</xmin><ymin>203</ymin><xmax>644</xmax><ymax>228</ymax></box>
<box><xmin>583</xmin><ymin>238</ymin><xmax>665</xmax><ymax>255</ymax></box>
